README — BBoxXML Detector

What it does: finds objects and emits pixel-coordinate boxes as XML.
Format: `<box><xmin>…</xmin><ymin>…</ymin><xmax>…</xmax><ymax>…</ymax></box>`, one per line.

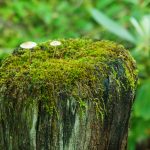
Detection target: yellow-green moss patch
<box><xmin>0</xmin><ymin>39</ymin><xmax>137</xmax><ymax>120</ymax></box>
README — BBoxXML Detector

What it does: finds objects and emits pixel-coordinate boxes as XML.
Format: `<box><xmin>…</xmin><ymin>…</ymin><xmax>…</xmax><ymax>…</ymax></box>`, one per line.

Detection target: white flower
<box><xmin>20</xmin><ymin>41</ymin><xmax>37</xmax><ymax>49</ymax></box>
<box><xmin>50</xmin><ymin>40</ymin><xmax>61</xmax><ymax>46</ymax></box>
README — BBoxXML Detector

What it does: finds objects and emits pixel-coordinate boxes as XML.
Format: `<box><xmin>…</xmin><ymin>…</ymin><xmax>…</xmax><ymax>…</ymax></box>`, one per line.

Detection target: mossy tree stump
<box><xmin>0</xmin><ymin>39</ymin><xmax>137</xmax><ymax>150</ymax></box>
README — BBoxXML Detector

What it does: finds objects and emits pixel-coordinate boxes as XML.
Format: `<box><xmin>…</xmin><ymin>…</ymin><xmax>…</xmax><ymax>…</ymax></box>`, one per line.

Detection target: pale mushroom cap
<box><xmin>50</xmin><ymin>40</ymin><xmax>61</xmax><ymax>46</ymax></box>
<box><xmin>20</xmin><ymin>41</ymin><xmax>37</xmax><ymax>49</ymax></box>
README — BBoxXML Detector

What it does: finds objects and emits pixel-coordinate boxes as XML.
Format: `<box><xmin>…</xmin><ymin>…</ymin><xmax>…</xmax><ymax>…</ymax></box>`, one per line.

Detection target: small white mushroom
<box><xmin>20</xmin><ymin>41</ymin><xmax>37</xmax><ymax>49</ymax></box>
<box><xmin>50</xmin><ymin>40</ymin><xmax>61</xmax><ymax>46</ymax></box>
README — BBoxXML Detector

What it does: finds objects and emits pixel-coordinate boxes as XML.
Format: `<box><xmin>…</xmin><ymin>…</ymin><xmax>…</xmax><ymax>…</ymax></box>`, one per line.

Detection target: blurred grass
<box><xmin>0</xmin><ymin>0</ymin><xmax>150</xmax><ymax>149</ymax></box>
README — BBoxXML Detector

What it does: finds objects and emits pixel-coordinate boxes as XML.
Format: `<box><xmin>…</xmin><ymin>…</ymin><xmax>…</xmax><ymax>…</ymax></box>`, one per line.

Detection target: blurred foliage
<box><xmin>0</xmin><ymin>0</ymin><xmax>150</xmax><ymax>149</ymax></box>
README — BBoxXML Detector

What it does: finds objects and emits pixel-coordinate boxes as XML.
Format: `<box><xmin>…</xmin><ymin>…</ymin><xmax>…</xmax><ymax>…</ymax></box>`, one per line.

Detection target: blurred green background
<box><xmin>0</xmin><ymin>0</ymin><xmax>150</xmax><ymax>149</ymax></box>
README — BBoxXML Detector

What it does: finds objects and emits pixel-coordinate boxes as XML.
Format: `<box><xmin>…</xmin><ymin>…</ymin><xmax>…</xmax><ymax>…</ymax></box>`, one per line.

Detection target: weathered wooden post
<box><xmin>0</xmin><ymin>39</ymin><xmax>137</xmax><ymax>150</ymax></box>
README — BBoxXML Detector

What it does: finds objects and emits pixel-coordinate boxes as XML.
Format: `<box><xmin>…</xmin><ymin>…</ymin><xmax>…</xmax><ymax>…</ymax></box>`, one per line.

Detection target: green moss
<box><xmin>0</xmin><ymin>39</ymin><xmax>137</xmax><ymax>120</ymax></box>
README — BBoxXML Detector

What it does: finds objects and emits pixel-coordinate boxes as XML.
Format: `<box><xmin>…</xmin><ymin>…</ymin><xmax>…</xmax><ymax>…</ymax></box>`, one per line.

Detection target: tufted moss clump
<box><xmin>0</xmin><ymin>39</ymin><xmax>137</xmax><ymax>120</ymax></box>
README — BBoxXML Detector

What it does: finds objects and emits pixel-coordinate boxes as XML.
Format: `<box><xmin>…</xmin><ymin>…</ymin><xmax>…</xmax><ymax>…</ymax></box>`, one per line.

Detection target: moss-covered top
<box><xmin>0</xmin><ymin>39</ymin><xmax>137</xmax><ymax>117</ymax></box>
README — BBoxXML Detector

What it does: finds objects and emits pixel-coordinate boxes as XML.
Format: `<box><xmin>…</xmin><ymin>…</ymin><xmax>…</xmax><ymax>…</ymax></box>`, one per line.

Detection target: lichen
<box><xmin>0</xmin><ymin>39</ymin><xmax>137</xmax><ymax>121</ymax></box>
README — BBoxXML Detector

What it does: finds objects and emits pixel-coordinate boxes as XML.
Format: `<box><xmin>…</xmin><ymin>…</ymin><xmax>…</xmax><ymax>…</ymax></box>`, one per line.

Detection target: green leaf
<box><xmin>134</xmin><ymin>79</ymin><xmax>150</xmax><ymax>120</ymax></box>
<box><xmin>130</xmin><ymin>17</ymin><xmax>144</xmax><ymax>36</ymax></box>
<box><xmin>0</xmin><ymin>49</ymin><xmax>12</xmax><ymax>59</ymax></box>
<box><xmin>90</xmin><ymin>8</ymin><xmax>136</xmax><ymax>44</ymax></box>
<box><xmin>96</xmin><ymin>0</ymin><xmax>113</xmax><ymax>9</ymax></box>
<box><xmin>128</xmin><ymin>117</ymin><xmax>150</xmax><ymax>150</ymax></box>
